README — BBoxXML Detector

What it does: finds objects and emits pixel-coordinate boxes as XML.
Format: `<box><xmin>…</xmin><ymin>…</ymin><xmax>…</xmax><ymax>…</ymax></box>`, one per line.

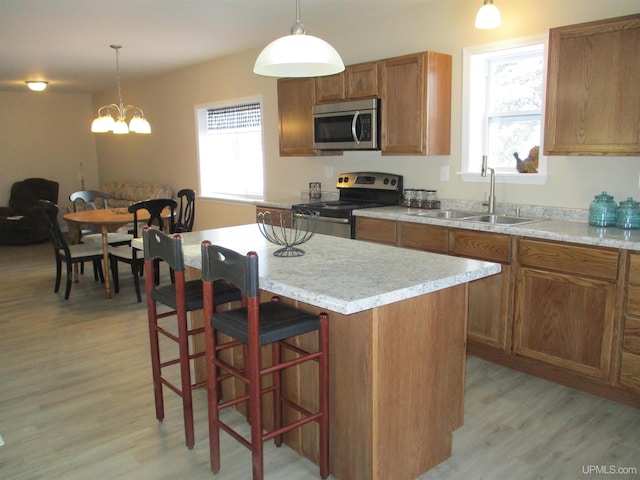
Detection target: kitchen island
<box><xmin>134</xmin><ymin>224</ymin><xmax>500</xmax><ymax>480</ymax></box>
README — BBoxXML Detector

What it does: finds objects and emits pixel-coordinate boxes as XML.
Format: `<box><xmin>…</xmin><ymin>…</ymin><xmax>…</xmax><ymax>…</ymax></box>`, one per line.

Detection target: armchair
<box><xmin>0</xmin><ymin>178</ymin><xmax>59</xmax><ymax>245</ymax></box>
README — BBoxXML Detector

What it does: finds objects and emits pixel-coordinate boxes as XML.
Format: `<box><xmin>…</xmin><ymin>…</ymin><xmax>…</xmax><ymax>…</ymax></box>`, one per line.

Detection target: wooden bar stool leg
<box><xmin>248</xmin><ymin>308</ymin><xmax>264</xmax><ymax>480</ymax></box>
<box><xmin>177</xmin><ymin>306</ymin><xmax>195</xmax><ymax>449</ymax></box>
<box><xmin>319</xmin><ymin>313</ymin><xmax>330</xmax><ymax>479</ymax></box>
<box><xmin>272</xmin><ymin>342</ymin><xmax>283</xmax><ymax>447</ymax></box>
<box><xmin>146</xmin><ymin>295</ymin><xmax>164</xmax><ymax>423</ymax></box>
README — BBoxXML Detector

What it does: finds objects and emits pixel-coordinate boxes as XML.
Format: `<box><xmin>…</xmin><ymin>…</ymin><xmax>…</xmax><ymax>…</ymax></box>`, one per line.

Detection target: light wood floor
<box><xmin>0</xmin><ymin>242</ymin><xmax>638</xmax><ymax>480</ymax></box>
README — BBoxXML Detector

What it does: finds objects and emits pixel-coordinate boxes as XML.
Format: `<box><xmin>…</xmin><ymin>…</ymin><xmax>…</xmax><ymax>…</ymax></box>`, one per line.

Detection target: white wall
<box><xmin>0</xmin><ymin>92</ymin><xmax>99</xmax><ymax>212</ymax></box>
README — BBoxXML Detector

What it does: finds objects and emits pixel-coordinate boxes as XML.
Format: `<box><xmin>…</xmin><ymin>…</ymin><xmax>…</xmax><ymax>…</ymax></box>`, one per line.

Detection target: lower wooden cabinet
<box><xmin>620</xmin><ymin>253</ymin><xmax>640</xmax><ymax>392</ymax></box>
<box><xmin>256</xmin><ymin>206</ymin><xmax>291</xmax><ymax>228</ymax></box>
<box><xmin>355</xmin><ymin>217</ymin><xmax>639</xmax><ymax>407</ymax></box>
<box><xmin>450</xmin><ymin>229</ymin><xmax>512</xmax><ymax>350</ymax></box>
<box><xmin>514</xmin><ymin>239</ymin><xmax>618</xmax><ymax>380</ymax></box>
<box><xmin>396</xmin><ymin>223</ymin><xmax>511</xmax><ymax>350</ymax></box>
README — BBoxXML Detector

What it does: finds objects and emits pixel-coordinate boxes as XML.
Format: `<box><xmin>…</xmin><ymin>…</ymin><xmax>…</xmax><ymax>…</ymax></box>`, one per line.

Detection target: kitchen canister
<box><xmin>616</xmin><ymin>197</ymin><xmax>640</xmax><ymax>229</ymax></box>
<box><xmin>589</xmin><ymin>191</ymin><xmax>618</xmax><ymax>227</ymax></box>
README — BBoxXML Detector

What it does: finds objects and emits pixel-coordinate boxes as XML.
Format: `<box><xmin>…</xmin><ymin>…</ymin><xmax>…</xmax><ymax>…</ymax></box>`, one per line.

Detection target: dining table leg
<box><xmin>101</xmin><ymin>225</ymin><xmax>112</xmax><ymax>299</ymax></box>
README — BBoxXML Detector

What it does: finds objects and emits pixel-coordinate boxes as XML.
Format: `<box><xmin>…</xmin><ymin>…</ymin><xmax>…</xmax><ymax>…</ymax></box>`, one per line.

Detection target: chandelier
<box><xmin>253</xmin><ymin>0</ymin><xmax>344</xmax><ymax>78</ymax></box>
<box><xmin>91</xmin><ymin>45</ymin><xmax>151</xmax><ymax>134</ymax></box>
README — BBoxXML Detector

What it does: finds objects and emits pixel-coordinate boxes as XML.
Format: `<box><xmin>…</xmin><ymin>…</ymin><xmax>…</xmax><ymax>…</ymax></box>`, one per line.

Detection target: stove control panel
<box><xmin>336</xmin><ymin>172</ymin><xmax>402</xmax><ymax>191</ymax></box>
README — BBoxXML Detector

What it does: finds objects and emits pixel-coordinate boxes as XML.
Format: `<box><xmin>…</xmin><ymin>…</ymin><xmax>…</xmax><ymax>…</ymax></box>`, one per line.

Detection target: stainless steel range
<box><xmin>292</xmin><ymin>172</ymin><xmax>403</xmax><ymax>239</ymax></box>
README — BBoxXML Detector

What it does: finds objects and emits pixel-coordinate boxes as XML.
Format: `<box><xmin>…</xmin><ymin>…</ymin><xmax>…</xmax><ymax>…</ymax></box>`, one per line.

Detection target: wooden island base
<box><xmin>193</xmin><ymin>282</ymin><xmax>469</xmax><ymax>480</ymax></box>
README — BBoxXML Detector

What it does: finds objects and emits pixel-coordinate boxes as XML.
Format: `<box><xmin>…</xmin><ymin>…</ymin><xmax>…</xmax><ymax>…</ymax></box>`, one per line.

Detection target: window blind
<box><xmin>207</xmin><ymin>102</ymin><xmax>261</xmax><ymax>132</ymax></box>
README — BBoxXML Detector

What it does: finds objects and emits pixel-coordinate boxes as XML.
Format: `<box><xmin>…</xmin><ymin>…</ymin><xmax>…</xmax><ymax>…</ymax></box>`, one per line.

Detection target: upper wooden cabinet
<box><xmin>544</xmin><ymin>14</ymin><xmax>640</xmax><ymax>156</ymax></box>
<box><xmin>380</xmin><ymin>52</ymin><xmax>452</xmax><ymax>156</ymax></box>
<box><xmin>277</xmin><ymin>77</ymin><xmax>318</xmax><ymax>157</ymax></box>
<box><xmin>277</xmin><ymin>51</ymin><xmax>452</xmax><ymax>156</ymax></box>
<box><xmin>316</xmin><ymin>61</ymin><xmax>381</xmax><ymax>103</ymax></box>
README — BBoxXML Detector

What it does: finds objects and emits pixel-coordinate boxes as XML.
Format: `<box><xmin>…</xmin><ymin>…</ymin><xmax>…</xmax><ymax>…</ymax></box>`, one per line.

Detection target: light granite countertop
<box><xmin>355</xmin><ymin>206</ymin><xmax>640</xmax><ymax>251</ymax></box>
<box><xmin>133</xmin><ymin>224</ymin><xmax>500</xmax><ymax>315</ymax></box>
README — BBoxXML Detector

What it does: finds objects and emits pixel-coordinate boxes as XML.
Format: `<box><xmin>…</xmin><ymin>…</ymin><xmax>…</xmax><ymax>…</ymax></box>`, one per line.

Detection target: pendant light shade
<box><xmin>254</xmin><ymin>0</ymin><xmax>344</xmax><ymax>78</ymax></box>
<box><xmin>475</xmin><ymin>0</ymin><xmax>501</xmax><ymax>29</ymax></box>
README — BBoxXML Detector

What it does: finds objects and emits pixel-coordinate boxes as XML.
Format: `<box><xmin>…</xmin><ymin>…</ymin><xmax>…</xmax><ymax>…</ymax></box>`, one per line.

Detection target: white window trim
<box><xmin>460</xmin><ymin>34</ymin><xmax>548</xmax><ymax>185</ymax></box>
<box><xmin>194</xmin><ymin>95</ymin><xmax>266</xmax><ymax>202</ymax></box>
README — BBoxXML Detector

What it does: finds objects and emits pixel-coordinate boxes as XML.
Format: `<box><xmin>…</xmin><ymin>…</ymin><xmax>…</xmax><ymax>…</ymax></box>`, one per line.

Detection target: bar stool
<box><xmin>201</xmin><ymin>242</ymin><xmax>330</xmax><ymax>480</ymax></box>
<box><xmin>142</xmin><ymin>228</ymin><xmax>241</xmax><ymax>448</ymax></box>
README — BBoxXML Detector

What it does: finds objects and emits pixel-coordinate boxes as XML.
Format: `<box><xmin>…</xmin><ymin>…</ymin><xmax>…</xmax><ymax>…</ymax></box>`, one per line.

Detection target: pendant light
<box><xmin>253</xmin><ymin>0</ymin><xmax>345</xmax><ymax>78</ymax></box>
<box><xmin>91</xmin><ymin>45</ymin><xmax>151</xmax><ymax>134</ymax></box>
<box><xmin>475</xmin><ymin>0</ymin><xmax>501</xmax><ymax>29</ymax></box>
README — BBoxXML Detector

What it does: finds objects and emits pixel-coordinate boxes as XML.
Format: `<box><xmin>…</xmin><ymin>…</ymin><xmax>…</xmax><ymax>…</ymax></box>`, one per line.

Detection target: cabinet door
<box><xmin>355</xmin><ymin>217</ymin><xmax>396</xmax><ymax>246</ymax></box>
<box><xmin>467</xmin><ymin>269</ymin><xmax>510</xmax><ymax>349</ymax></box>
<box><xmin>544</xmin><ymin>14</ymin><xmax>640</xmax><ymax>156</ymax></box>
<box><xmin>381</xmin><ymin>52</ymin><xmax>451</xmax><ymax>156</ymax></box>
<box><xmin>514</xmin><ymin>267</ymin><xmax>616</xmax><ymax>379</ymax></box>
<box><xmin>277</xmin><ymin>77</ymin><xmax>317</xmax><ymax>156</ymax></box>
<box><xmin>315</xmin><ymin>72</ymin><xmax>346</xmax><ymax>103</ymax></box>
<box><xmin>346</xmin><ymin>62</ymin><xmax>379</xmax><ymax>99</ymax></box>
<box><xmin>450</xmin><ymin>229</ymin><xmax>511</xmax><ymax>349</ymax></box>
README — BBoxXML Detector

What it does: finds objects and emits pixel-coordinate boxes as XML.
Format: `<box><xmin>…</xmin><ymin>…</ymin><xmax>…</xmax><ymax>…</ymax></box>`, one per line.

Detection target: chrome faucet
<box><xmin>481</xmin><ymin>155</ymin><xmax>496</xmax><ymax>215</ymax></box>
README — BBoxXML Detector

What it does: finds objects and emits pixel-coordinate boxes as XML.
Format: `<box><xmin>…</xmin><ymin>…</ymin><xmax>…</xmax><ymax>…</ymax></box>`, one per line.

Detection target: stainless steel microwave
<box><xmin>312</xmin><ymin>99</ymin><xmax>380</xmax><ymax>151</ymax></box>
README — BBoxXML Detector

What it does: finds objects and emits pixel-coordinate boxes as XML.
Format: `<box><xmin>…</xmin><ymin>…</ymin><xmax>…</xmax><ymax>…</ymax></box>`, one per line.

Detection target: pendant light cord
<box><xmin>111</xmin><ymin>44</ymin><xmax>124</xmax><ymax>110</ymax></box>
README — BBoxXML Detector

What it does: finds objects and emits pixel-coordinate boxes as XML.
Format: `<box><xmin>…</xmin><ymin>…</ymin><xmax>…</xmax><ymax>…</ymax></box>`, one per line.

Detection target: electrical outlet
<box><xmin>440</xmin><ymin>165</ymin><xmax>449</xmax><ymax>182</ymax></box>
<box><xmin>324</xmin><ymin>166</ymin><xmax>333</xmax><ymax>179</ymax></box>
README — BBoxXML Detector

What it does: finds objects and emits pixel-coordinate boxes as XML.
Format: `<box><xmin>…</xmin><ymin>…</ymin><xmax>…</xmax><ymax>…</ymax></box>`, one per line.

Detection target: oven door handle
<box><xmin>351</xmin><ymin>111</ymin><xmax>361</xmax><ymax>144</ymax></box>
<box><xmin>294</xmin><ymin>213</ymin><xmax>350</xmax><ymax>225</ymax></box>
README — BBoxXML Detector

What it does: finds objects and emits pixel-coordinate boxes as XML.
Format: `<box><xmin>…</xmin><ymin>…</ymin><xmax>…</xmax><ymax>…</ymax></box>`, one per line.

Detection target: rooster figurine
<box><xmin>514</xmin><ymin>146</ymin><xmax>539</xmax><ymax>173</ymax></box>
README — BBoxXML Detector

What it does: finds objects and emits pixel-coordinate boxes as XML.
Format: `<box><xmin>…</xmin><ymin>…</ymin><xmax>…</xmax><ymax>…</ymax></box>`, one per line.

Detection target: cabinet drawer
<box><xmin>619</xmin><ymin>352</ymin><xmax>640</xmax><ymax>392</ymax></box>
<box><xmin>397</xmin><ymin>222</ymin><xmax>448</xmax><ymax>253</ymax></box>
<box><xmin>355</xmin><ymin>217</ymin><xmax>396</xmax><ymax>245</ymax></box>
<box><xmin>623</xmin><ymin>317</ymin><xmax>640</xmax><ymax>355</ymax></box>
<box><xmin>629</xmin><ymin>253</ymin><xmax>640</xmax><ymax>284</ymax></box>
<box><xmin>450</xmin><ymin>229</ymin><xmax>510</xmax><ymax>263</ymax></box>
<box><xmin>518</xmin><ymin>239</ymin><xmax>618</xmax><ymax>280</ymax></box>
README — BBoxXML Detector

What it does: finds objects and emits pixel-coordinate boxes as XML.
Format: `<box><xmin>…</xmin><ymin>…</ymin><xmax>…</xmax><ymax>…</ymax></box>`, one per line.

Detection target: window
<box><xmin>461</xmin><ymin>35</ymin><xmax>547</xmax><ymax>184</ymax></box>
<box><xmin>196</xmin><ymin>98</ymin><xmax>264</xmax><ymax>199</ymax></box>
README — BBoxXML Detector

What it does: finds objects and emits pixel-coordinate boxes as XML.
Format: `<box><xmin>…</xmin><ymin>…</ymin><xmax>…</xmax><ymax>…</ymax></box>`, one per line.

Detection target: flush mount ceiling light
<box><xmin>91</xmin><ymin>45</ymin><xmax>151</xmax><ymax>134</ymax></box>
<box><xmin>25</xmin><ymin>81</ymin><xmax>48</xmax><ymax>91</ymax></box>
<box><xmin>253</xmin><ymin>0</ymin><xmax>345</xmax><ymax>78</ymax></box>
<box><xmin>475</xmin><ymin>0</ymin><xmax>502</xmax><ymax>29</ymax></box>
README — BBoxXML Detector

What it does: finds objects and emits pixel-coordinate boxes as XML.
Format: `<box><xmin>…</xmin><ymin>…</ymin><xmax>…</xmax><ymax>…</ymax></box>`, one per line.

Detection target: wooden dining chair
<box><xmin>69</xmin><ymin>190</ymin><xmax>132</xmax><ymax>246</ymax></box>
<box><xmin>39</xmin><ymin>200</ymin><xmax>105</xmax><ymax>300</ymax></box>
<box><xmin>109</xmin><ymin>198</ymin><xmax>176</xmax><ymax>302</ymax></box>
<box><xmin>201</xmin><ymin>242</ymin><xmax>330</xmax><ymax>480</ymax></box>
<box><xmin>174</xmin><ymin>188</ymin><xmax>196</xmax><ymax>233</ymax></box>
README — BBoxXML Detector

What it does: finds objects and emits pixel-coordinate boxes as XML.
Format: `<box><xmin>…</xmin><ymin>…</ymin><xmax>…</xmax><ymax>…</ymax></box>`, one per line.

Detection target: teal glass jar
<box><xmin>616</xmin><ymin>197</ymin><xmax>640</xmax><ymax>229</ymax></box>
<box><xmin>589</xmin><ymin>192</ymin><xmax>617</xmax><ymax>227</ymax></box>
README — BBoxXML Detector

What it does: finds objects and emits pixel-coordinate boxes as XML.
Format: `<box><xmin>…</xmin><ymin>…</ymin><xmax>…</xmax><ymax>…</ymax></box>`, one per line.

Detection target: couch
<box><xmin>102</xmin><ymin>181</ymin><xmax>174</xmax><ymax>208</ymax></box>
<box><xmin>0</xmin><ymin>178</ymin><xmax>60</xmax><ymax>245</ymax></box>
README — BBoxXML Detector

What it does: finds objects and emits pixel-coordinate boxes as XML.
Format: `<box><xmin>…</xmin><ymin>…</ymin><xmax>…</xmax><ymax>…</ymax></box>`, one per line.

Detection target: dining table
<box><xmin>63</xmin><ymin>207</ymin><xmax>172</xmax><ymax>299</ymax></box>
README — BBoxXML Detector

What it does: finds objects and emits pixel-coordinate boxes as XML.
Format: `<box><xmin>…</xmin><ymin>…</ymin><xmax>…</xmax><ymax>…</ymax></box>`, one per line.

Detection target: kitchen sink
<box><xmin>407</xmin><ymin>209</ymin><xmax>545</xmax><ymax>226</ymax></box>
<box><xmin>463</xmin><ymin>214</ymin><xmax>542</xmax><ymax>225</ymax></box>
<box><xmin>408</xmin><ymin>209</ymin><xmax>480</xmax><ymax>219</ymax></box>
